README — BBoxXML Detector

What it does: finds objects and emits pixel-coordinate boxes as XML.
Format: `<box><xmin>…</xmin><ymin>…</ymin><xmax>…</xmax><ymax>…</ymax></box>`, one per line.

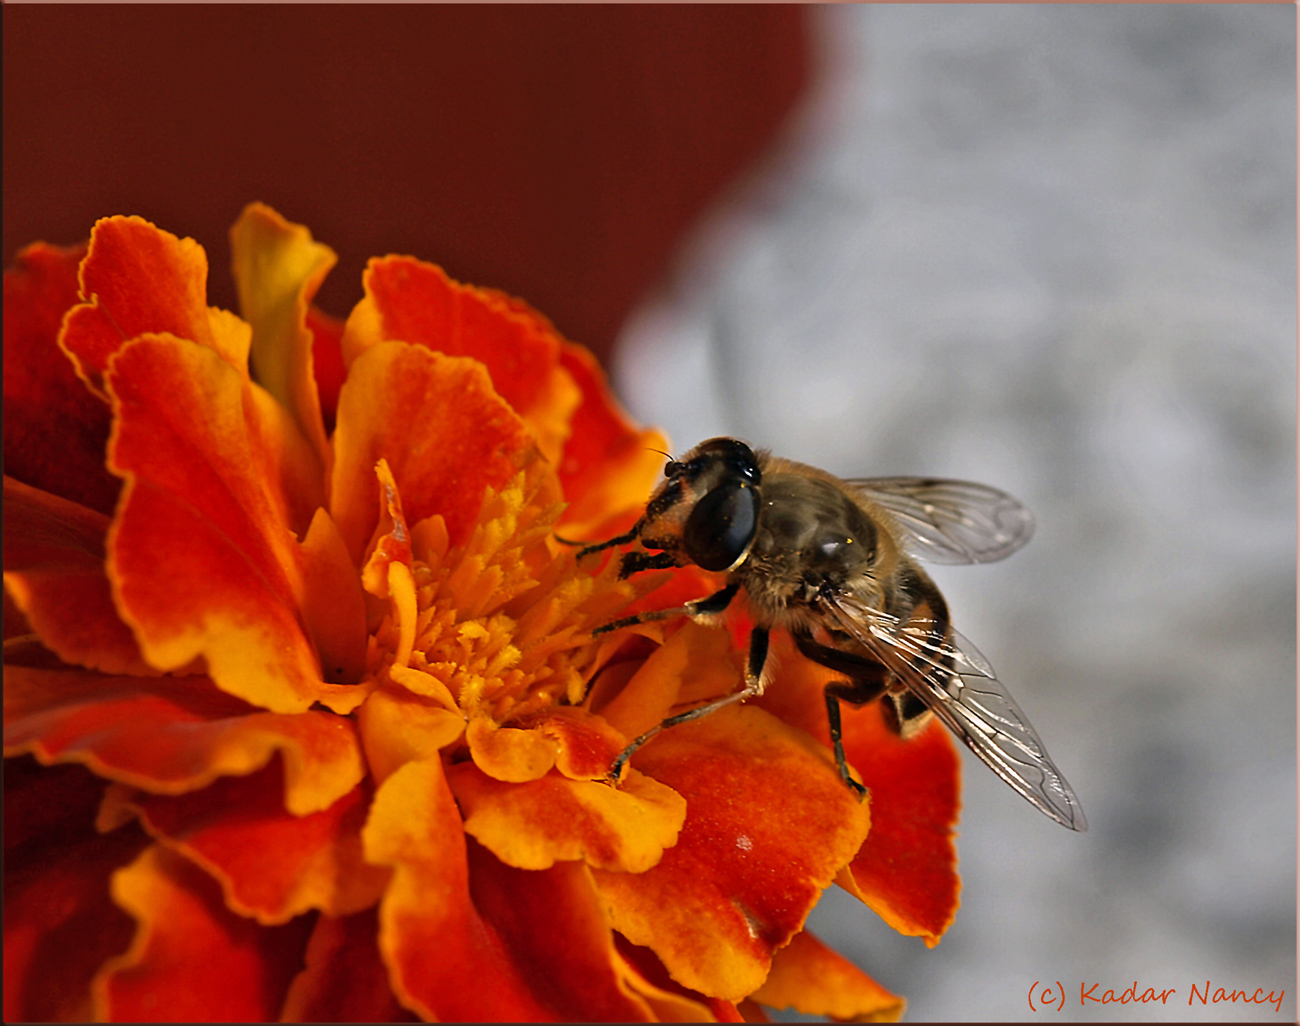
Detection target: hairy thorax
<box><xmin>737</xmin><ymin>472</ymin><xmax>890</xmax><ymax>628</ymax></box>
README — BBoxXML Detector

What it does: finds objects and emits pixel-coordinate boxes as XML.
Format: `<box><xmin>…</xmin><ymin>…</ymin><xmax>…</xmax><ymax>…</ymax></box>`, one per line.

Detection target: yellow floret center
<box><xmin>370</xmin><ymin>465</ymin><xmax>639</xmax><ymax>725</ymax></box>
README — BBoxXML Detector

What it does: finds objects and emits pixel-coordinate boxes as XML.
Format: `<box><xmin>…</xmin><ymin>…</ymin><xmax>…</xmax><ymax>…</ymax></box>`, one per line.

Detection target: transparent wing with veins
<box><xmin>825</xmin><ymin>596</ymin><xmax>1088</xmax><ymax>832</ymax></box>
<box><xmin>848</xmin><ymin>477</ymin><xmax>1035</xmax><ymax>565</ymax></box>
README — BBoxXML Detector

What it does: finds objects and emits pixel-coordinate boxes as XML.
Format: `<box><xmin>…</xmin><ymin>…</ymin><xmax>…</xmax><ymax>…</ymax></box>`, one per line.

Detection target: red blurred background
<box><xmin>4</xmin><ymin>6</ymin><xmax>811</xmax><ymax>364</ymax></box>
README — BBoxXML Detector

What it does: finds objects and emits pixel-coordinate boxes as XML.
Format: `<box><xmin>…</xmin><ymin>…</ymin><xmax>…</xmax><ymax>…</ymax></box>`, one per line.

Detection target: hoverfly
<box><xmin>578</xmin><ymin>437</ymin><xmax>1086</xmax><ymax>831</ymax></box>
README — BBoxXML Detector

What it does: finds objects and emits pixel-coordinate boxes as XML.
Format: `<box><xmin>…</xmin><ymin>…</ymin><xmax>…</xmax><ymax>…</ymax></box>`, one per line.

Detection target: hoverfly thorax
<box><xmin>746</xmin><ymin>465</ymin><xmax>899</xmax><ymax>612</ymax></box>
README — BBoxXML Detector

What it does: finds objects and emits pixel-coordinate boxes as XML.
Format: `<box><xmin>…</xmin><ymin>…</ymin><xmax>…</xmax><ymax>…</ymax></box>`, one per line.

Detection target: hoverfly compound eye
<box><xmin>683</xmin><ymin>479</ymin><xmax>760</xmax><ymax>572</ymax></box>
<box><xmin>693</xmin><ymin>437</ymin><xmax>761</xmax><ymax>483</ymax></box>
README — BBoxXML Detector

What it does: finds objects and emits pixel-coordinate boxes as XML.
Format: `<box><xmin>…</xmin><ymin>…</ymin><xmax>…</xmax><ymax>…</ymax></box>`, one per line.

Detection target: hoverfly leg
<box><xmin>881</xmin><ymin>690</ymin><xmax>933</xmax><ymax>738</ymax></box>
<box><xmin>575</xmin><ymin>523</ymin><xmax>645</xmax><ymax>560</ymax></box>
<box><xmin>823</xmin><ymin>694</ymin><xmax>868</xmax><ymax>800</ymax></box>
<box><xmin>794</xmin><ymin>632</ymin><xmax>892</xmax><ymax>800</ymax></box>
<box><xmin>592</xmin><ymin>582</ymin><xmax>741</xmax><ymax>637</ymax></box>
<box><xmin>618</xmin><ymin>550</ymin><xmax>677</xmax><ymax>579</ymax></box>
<box><xmin>608</xmin><ymin>623</ymin><xmax>767</xmax><ymax>785</ymax></box>
<box><xmin>690</xmin><ymin>580</ymin><xmax>743</xmax><ymax>619</ymax></box>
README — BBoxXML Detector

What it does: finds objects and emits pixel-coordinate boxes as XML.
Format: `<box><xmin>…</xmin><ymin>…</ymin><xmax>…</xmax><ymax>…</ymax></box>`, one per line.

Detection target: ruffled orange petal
<box><xmin>280</xmin><ymin>909</ymin><xmax>417</xmax><ymax>1023</ymax></box>
<box><xmin>594</xmin><ymin>618</ymin><xmax>740</xmax><ymax>743</ymax></box>
<box><xmin>592</xmin><ymin>703</ymin><xmax>871</xmax><ymax>1002</ymax></box>
<box><xmin>362</xmin><ymin>757</ymin><xmax>555</xmax><ymax>1021</ymax></box>
<box><xmin>4</xmin><ymin>668</ymin><xmax>363</xmax><ymax>815</ymax></box>
<box><xmin>752</xmin><ymin>929</ymin><xmax>905</xmax><ymax>1021</ymax></box>
<box><xmin>330</xmin><ymin>341</ymin><xmax>544</xmax><ymax>562</ymax></box>
<box><xmin>465</xmin><ymin>713</ymin><xmax>563</xmax><ymax>782</ymax></box>
<box><xmin>526</xmin><ymin>705</ymin><xmax>635</xmax><ymax>780</ymax></box>
<box><xmin>754</xmin><ymin>630</ymin><xmax>962</xmax><ymax>945</ymax></box>
<box><xmin>60</xmin><ymin>216</ymin><xmax>251</xmax><ymax>398</ymax></box>
<box><xmin>95</xmin><ymin>844</ymin><xmax>314</xmax><ymax>1022</ymax></box>
<box><xmin>448</xmin><ymin>760</ymin><xmax>686</xmax><ymax>872</ymax></box>
<box><xmin>3</xmin><ymin>241</ymin><xmax>119</xmax><ymax>516</ymax></box>
<box><xmin>114</xmin><ymin>761</ymin><xmax>388</xmax><ymax>924</ymax></box>
<box><xmin>299</xmin><ymin>506</ymin><xmax>370</xmax><ymax>687</ymax></box>
<box><xmin>555</xmin><ymin>342</ymin><xmax>670</xmax><ymax>538</ymax></box>
<box><xmin>836</xmin><ymin>704</ymin><xmax>962</xmax><ymax>946</ymax></box>
<box><xmin>369</xmin><ymin>758</ymin><xmax>672</xmax><ymax>1020</ymax></box>
<box><xmin>465</xmin><ymin>706</ymin><xmax>628</xmax><ymax>783</ymax></box>
<box><xmin>612</xmin><ymin>937</ymin><xmax>730</xmax><ymax>1022</ymax></box>
<box><xmin>464</xmin><ymin>843</ymin><xmax>658</xmax><ymax>1021</ymax></box>
<box><xmin>105</xmin><ymin>333</ymin><xmax>332</xmax><ymax>711</ymax></box>
<box><xmin>3</xmin><ymin>477</ymin><xmax>151</xmax><ymax>675</ymax></box>
<box><xmin>307</xmin><ymin>304</ymin><xmax>347</xmax><ymax>430</ymax></box>
<box><xmin>4</xmin><ymin>760</ymin><xmax>143</xmax><ymax>1023</ymax></box>
<box><xmin>230</xmin><ymin>202</ymin><xmax>334</xmax><ymax>469</ymax></box>
<box><xmin>341</xmin><ymin>256</ymin><xmax>581</xmax><ymax>464</ymax></box>
<box><xmin>356</xmin><ymin>683</ymin><xmax>467</xmax><ymax>784</ymax></box>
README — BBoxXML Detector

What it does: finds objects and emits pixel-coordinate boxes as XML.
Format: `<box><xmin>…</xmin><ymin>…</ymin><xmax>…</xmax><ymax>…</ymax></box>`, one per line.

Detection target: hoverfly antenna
<box><xmin>649</xmin><ymin>447</ymin><xmax>686</xmax><ymax>479</ymax></box>
<box><xmin>648</xmin><ymin>446</ymin><xmax>680</xmax><ymax>475</ymax></box>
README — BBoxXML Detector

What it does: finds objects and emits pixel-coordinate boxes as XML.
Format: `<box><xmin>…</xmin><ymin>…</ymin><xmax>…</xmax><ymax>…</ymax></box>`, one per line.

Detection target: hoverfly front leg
<box><xmin>616</xmin><ymin>550</ymin><xmax>678</xmax><ymax>578</ymax></box>
<box><xmin>793</xmin><ymin>632</ymin><xmax>894</xmax><ymax>802</ymax></box>
<box><xmin>575</xmin><ymin>525</ymin><xmax>680</xmax><ymax>579</ymax></box>
<box><xmin>608</xmin><ymin>625</ymin><xmax>770</xmax><ymax>784</ymax></box>
<box><xmin>574</xmin><ymin>523</ymin><xmax>644</xmax><ymax>560</ymax></box>
<box><xmin>592</xmin><ymin>581</ymin><xmax>740</xmax><ymax>637</ymax></box>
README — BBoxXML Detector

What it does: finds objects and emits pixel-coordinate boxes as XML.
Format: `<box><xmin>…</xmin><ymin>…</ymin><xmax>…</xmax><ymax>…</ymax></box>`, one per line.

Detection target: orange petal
<box><xmin>465</xmin><ymin>686</ymin><xmax>631</xmax><ymax>785</ymax></box>
<box><xmin>836</xmin><ymin>705</ymin><xmax>962</xmax><ymax>947</ymax></box>
<box><xmin>3</xmin><ymin>240</ymin><xmax>119</xmax><ymax>515</ymax></box>
<box><xmin>299</xmin><ymin>507</ymin><xmax>369</xmax><ymax>685</ymax></box>
<box><xmin>105</xmin><ymin>333</ymin><xmax>330</xmax><ymax>712</ymax></box>
<box><xmin>753</xmin><ymin>632</ymin><xmax>962</xmax><ymax>945</ymax></box>
<box><xmin>613</xmin><ymin>936</ymin><xmax>726</xmax><ymax>1022</ymax></box>
<box><xmin>596</xmin><ymin>619</ymin><xmax>740</xmax><ymax>742</ymax></box>
<box><xmin>4</xmin><ymin>667</ymin><xmax>364</xmax><ymax>815</ymax></box>
<box><xmin>95</xmin><ymin>844</ymin><xmax>314</xmax><ymax>1022</ymax></box>
<box><xmin>517</xmin><ymin>704</ymin><xmax>631</xmax><ymax>780</ymax></box>
<box><xmin>120</xmin><ymin>762</ymin><xmax>388</xmax><ymax>924</ymax></box>
<box><xmin>60</xmin><ymin>216</ymin><xmax>251</xmax><ymax>398</ymax></box>
<box><xmin>4</xmin><ymin>759</ymin><xmax>143</xmax><ymax>1023</ymax></box>
<box><xmin>592</xmin><ymin>704</ymin><xmax>871</xmax><ymax>1002</ymax></box>
<box><xmin>280</xmin><ymin>909</ymin><xmax>416</xmax><ymax>1023</ymax></box>
<box><xmin>464</xmin><ymin>843</ymin><xmax>657</xmax><ymax>1021</ymax></box>
<box><xmin>555</xmin><ymin>342</ymin><xmax>670</xmax><ymax>538</ymax></box>
<box><xmin>751</xmin><ymin>928</ymin><xmax>905</xmax><ymax>1021</ymax></box>
<box><xmin>360</xmin><ymin>459</ymin><xmax>420</xmax><ymax>679</ymax></box>
<box><xmin>330</xmin><ymin>341</ymin><xmax>542</xmax><ymax>562</ymax></box>
<box><xmin>362</xmin><ymin>757</ymin><xmax>554</xmax><ymax>1021</ymax></box>
<box><xmin>230</xmin><ymin>202</ymin><xmax>335</xmax><ymax>469</ymax></box>
<box><xmin>307</xmin><ymin>304</ymin><xmax>347</xmax><ymax>431</ymax></box>
<box><xmin>3</xmin><ymin>476</ymin><xmax>151</xmax><ymax>675</ymax></box>
<box><xmin>342</xmin><ymin>256</ymin><xmax>581</xmax><ymax>463</ymax></box>
<box><xmin>448</xmin><ymin>760</ymin><xmax>686</xmax><ymax>872</ymax></box>
<box><xmin>466</xmin><ymin>712</ymin><xmax>559</xmax><ymax>782</ymax></box>
<box><xmin>357</xmin><ymin>682</ymin><xmax>467</xmax><ymax>784</ymax></box>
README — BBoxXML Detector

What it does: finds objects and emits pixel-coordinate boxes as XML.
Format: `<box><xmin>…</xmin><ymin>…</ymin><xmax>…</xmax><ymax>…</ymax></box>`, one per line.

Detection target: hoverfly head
<box><xmin>646</xmin><ymin>437</ymin><xmax>762</xmax><ymax>573</ymax></box>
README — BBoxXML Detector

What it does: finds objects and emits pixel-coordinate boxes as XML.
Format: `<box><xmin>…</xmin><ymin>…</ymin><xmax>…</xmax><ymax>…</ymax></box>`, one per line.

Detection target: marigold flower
<box><xmin>3</xmin><ymin>205</ymin><xmax>961</xmax><ymax>1022</ymax></box>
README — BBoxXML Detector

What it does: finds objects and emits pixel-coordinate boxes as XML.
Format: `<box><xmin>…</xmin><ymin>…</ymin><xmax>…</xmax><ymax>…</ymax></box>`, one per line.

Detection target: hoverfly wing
<box><xmin>825</xmin><ymin>599</ymin><xmax>1088</xmax><ymax>832</ymax></box>
<box><xmin>848</xmin><ymin>478</ymin><xmax>1035</xmax><ymax>565</ymax></box>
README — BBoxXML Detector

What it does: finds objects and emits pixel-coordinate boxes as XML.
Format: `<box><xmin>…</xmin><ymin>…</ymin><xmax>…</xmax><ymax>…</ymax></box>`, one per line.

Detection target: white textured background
<box><xmin>613</xmin><ymin>6</ymin><xmax>1296</xmax><ymax>1021</ymax></box>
